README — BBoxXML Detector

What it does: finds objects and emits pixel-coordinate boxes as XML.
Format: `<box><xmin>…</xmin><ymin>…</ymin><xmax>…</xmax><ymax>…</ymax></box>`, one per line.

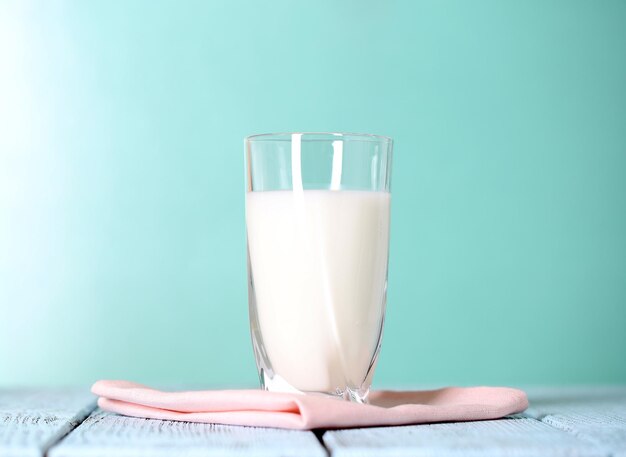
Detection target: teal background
<box><xmin>1</xmin><ymin>0</ymin><xmax>625</xmax><ymax>388</ymax></box>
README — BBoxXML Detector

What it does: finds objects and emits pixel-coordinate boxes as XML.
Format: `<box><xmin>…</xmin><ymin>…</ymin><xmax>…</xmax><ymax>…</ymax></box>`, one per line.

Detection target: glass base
<box><xmin>260</xmin><ymin>369</ymin><xmax>370</xmax><ymax>404</ymax></box>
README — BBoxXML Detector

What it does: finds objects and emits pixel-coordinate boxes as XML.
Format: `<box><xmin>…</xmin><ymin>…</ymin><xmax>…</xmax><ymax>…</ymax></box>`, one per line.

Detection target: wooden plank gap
<box><xmin>42</xmin><ymin>402</ymin><xmax>96</xmax><ymax>457</ymax></box>
<box><xmin>0</xmin><ymin>388</ymin><xmax>96</xmax><ymax>457</ymax></box>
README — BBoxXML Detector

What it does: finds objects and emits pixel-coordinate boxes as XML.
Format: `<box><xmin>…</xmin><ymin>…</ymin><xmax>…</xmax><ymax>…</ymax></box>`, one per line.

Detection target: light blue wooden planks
<box><xmin>323</xmin><ymin>417</ymin><xmax>605</xmax><ymax>457</ymax></box>
<box><xmin>3</xmin><ymin>387</ymin><xmax>625</xmax><ymax>456</ymax></box>
<box><xmin>526</xmin><ymin>386</ymin><xmax>626</xmax><ymax>457</ymax></box>
<box><xmin>48</xmin><ymin>409</ymin><xmax>327</xmax><ymax>457</ymax></box>
<box><xmin>0</xmin><ymin>388</ymin><xmax>95</xmax><ymax>457</ymax></box>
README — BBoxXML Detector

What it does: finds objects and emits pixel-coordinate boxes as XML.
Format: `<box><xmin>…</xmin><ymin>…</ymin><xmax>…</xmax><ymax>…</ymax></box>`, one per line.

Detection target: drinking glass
<box><xmin>245</xmin><ymin>132</ymin><xmax>393</xmax><ymax>403</ymax></box>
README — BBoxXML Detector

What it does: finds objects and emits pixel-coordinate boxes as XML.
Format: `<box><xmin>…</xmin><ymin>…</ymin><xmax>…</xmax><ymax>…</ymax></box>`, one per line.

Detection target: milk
<box><xmin>246</xmin><ymin>190</ymin><xmax>390</xmax><ymax>396</ymax></box>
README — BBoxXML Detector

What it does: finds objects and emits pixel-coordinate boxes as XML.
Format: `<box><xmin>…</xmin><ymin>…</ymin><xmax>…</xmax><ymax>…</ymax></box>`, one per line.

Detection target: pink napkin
<box><xmin>92</xmin><ymin>380</ymin><xmax>528</xmax><ymax>430</ymax></box>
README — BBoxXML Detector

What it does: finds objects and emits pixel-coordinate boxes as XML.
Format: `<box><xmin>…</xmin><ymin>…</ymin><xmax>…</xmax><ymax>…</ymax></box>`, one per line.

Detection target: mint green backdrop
<box><xmin>1</xmin><ymin>0</ymin><xmax>625</xmax><ymax>388</ymax></box>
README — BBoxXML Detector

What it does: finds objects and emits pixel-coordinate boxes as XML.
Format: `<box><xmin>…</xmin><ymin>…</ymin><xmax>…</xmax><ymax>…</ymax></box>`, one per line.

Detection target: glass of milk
<box><xmin>245</xmin><ymin>132</ymin><xmax>392</xmax><ymax>403</ymax></box>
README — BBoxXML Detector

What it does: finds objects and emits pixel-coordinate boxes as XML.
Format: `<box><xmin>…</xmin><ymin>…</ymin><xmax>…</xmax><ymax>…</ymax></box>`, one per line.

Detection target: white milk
<box><xmin>246</xmin><ymin>190</ymin><xmax>390</xmax><ymax>395</ymax></box>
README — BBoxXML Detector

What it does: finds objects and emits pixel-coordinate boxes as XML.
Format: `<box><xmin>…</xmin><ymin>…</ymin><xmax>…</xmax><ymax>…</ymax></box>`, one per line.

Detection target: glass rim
<box><xmin>245</xmin><ymin>132</ymin><xmax>393</xmax><ymax>144</ymax></box>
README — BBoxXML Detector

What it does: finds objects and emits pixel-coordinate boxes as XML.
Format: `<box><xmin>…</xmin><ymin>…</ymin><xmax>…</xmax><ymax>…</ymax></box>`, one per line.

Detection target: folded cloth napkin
<box><xmin>92</xmin><ymin>380</ymin><xmax>527</xmax><ymax>430</ymax></box>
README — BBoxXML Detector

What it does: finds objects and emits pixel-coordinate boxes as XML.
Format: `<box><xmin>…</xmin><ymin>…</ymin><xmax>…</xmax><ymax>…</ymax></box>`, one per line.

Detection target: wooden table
<box><xmin>1</xmin><ymin>386</ymin><xmax>625</xmax><ymax>456</ymax></box>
